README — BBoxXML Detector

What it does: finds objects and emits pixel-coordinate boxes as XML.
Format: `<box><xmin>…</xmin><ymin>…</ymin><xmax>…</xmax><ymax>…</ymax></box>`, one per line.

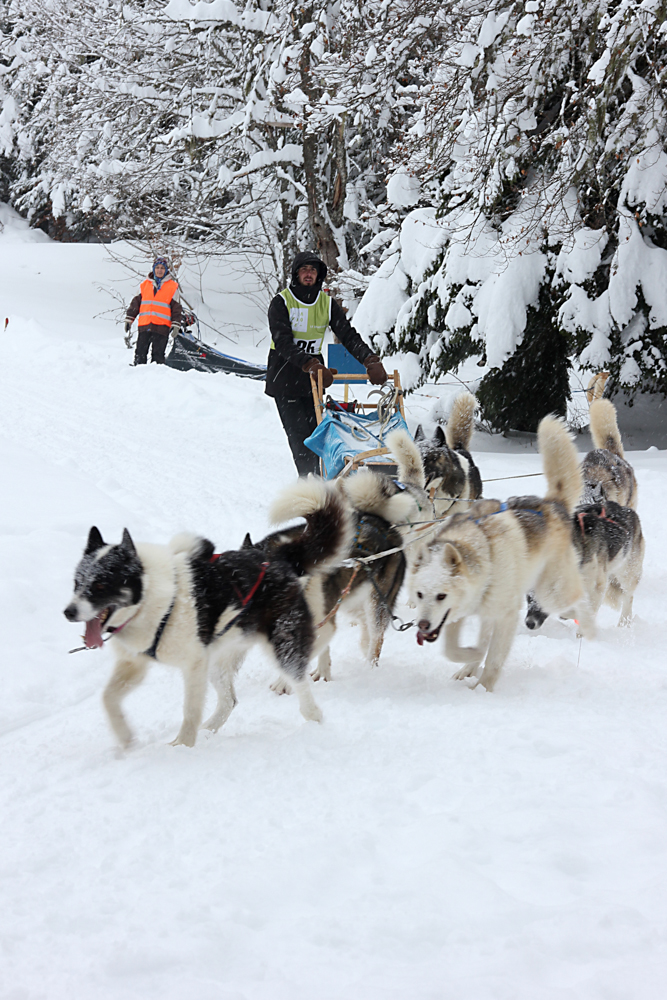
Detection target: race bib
<box><xmin>289</xmin><ymin>307</ymin><xmax>309</xmax><ymax>334</ymax></box>
<box><xmin>295</xmin><ymin>339</ymin><xmax>319</xmax><ymax>354</ymax></box>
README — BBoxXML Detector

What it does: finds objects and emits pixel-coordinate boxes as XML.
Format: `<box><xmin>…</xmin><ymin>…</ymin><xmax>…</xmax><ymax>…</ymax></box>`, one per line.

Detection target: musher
<box><xmin>125</xmin><ymin>257</ymin><xmax>182</xmax><ymax>365</ymax></box>
<box><xmin>265</xmin><ymin>251</ymin><xmax>388</xmax><ymax>475</ymax></box>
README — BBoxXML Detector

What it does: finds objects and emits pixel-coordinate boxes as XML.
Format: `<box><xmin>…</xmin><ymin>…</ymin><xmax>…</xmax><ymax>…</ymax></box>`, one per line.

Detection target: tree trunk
<box><xmin>302</xmin><ymin>132</ymin><xmax>341</xmax><ymax>273</ymax></box>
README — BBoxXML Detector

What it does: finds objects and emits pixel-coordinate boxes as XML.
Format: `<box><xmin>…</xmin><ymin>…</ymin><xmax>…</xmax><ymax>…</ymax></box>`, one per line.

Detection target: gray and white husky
<box><xmin>526</xmin><ymin>397</ymin><xmax>641</xmax><ymax>632</ymax></box>
<box><xmin>414</xmin><ymin>392</ymin><xmax>483</xmax><ymax>515</ymax></box>
<box><xmin>64</xmin><ymin>479</ymin><xmax>352</xmax><ymax>748</ymax></box>
<box><xmin>407</xmin><ymin>416</ymin><xmax>586</xmax><ymax>691</ymax></box>
<box><xmin>581</xmin><ymin>398</ymin><xmax>638</xmax><ymax>508</ymax></box>
<box><xmin>525</xmin><ymin>499</ymin><xmax>644</xmax><ymax>635</ymax></box>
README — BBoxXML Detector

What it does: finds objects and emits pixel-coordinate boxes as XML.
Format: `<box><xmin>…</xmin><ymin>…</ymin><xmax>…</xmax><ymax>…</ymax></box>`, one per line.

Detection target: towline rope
<box><xmin>316</xmin><ymin>563</ymin><xmax>361</xmax><ymax>628</ymax></box>
<box><xmin>340</xmin><ymin>497</ymin><xmax>546</xmax><ymax>569</ymax></box>
<box><xmin>482</xmin><ymin>472</ymin><xmax>543</xmax><ymax>483</ymax></box>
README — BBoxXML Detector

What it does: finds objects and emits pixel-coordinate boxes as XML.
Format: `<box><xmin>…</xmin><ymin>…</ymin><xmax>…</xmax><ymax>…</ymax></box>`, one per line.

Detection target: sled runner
<box><xmin>305</xmin><ymin>352</ymin><xmax>407</xmax><ymax>479</ymax></box>
<box><xmin>166</xmin><ymin>329</ymin><xmax>267</xmax><ymax>380</ymax></box>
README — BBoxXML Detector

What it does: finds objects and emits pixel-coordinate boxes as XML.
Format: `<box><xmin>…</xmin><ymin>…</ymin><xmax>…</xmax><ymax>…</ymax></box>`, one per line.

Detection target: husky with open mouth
<box><xmin>407</xmin><ymin>416</ymin><xmax>586</xmax><ymax>691</ymax></box>
<box><xmin>64</xmin><ymin>478</ymin><xmax>351</xmax><ymax>748</ymax></box>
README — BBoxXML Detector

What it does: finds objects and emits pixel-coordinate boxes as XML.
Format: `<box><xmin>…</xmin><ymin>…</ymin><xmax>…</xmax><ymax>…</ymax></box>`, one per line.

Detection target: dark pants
<box><xmin>274</xmin><ymin>395</ymin><xmax>320</xmax><ymax>476</ymax></box>
<box><xmin>135</xmin><ymin>327</ymin><xmax>169</xmax><ymax>365</ymax></box>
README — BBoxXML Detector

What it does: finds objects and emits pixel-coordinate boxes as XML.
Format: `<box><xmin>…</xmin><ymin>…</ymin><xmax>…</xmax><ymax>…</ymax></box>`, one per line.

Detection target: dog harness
<box><xmin>213</xmin><ymin>560</ymin><xmax>270</xmax><ymax>639</ymax></box>
<box><xmin>143</xmin><ymin>598</ymin><xmax>176</xmax><ymax>659</ymax></box>
<box><xmin>576</xmin><ymin>505</ymin><xmax>621</xmax><ymax>539</ymax></box>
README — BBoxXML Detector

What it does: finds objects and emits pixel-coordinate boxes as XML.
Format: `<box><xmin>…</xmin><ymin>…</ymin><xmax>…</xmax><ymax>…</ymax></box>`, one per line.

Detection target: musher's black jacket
<box><xmin>265</xmin><ymin>251</ymin><xmax>374</xmax><ymax>398</ymax></box>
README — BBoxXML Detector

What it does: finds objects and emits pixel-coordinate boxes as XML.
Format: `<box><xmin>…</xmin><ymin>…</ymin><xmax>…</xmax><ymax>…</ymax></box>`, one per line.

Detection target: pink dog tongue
<box><xmin>84</xmin><ymin>615</ymin><xmax>105</xmax><ymax>649</ymax></box>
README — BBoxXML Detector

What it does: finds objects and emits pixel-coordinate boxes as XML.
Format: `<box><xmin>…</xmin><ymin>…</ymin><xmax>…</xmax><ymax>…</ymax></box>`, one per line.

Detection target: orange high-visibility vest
<box><xmin>138</xmin><ymin>278</ymin><xmax>178</xmax><ymax>327</ymax></box>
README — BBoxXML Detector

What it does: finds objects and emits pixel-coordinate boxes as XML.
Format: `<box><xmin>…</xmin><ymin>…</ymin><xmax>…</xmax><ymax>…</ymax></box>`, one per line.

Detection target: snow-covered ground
<box><xmin>1</xmin><ymin>208</ymin><xmax>667</xmax><ymax>999</ymax></box>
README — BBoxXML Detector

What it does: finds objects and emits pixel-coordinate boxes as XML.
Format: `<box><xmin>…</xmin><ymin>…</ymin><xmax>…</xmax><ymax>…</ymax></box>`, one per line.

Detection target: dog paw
<box><xmin>452</xmin><ymin>665</ymin><xmax>476</xmax><ymax>681</ymax></box>
<box><xmin>201</xmin><ymin>717</ymin><xmax>221</xmax><ymax>733</ymax></box>
<box><xmin>113</xmin><ymin>738</ymin><xmax>137</xmax><ymax>758</ymax></box>
<box><xmin>575</xmin><ymin>621</ymin><xmax>596</xmax><ymax>641</ymax></box>
<box><xmin>311</xmin><ymin>667</ymin><xmax>331</xmax><ymax>682</ymax></box>
<box><xmin>270</xmin><ymin>677</ymin><xmax>292</xmax><ymax>696</ymax></box>
<box><xmin>169</xmin><ymin>728</ymin><xmax>197</xmax><ymax>747</ymax></box>
<box><xmin>302</xmin><ymin>704</ymin><xmax>323</xmax><ymax>723</ymax></box>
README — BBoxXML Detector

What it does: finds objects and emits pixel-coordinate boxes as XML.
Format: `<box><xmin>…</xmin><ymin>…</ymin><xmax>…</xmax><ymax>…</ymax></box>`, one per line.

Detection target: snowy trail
<box><xmin>1</xmin><ymin>214</ymin><xmax>667</xmax><ymax>998</ymax></box>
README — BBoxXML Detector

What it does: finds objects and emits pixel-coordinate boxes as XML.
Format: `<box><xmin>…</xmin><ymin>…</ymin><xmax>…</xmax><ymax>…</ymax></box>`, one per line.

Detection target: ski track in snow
<box><xmin>1</xmin><ymin>215</ymin><xmax>667</xmax><ymax>999</ymax></box>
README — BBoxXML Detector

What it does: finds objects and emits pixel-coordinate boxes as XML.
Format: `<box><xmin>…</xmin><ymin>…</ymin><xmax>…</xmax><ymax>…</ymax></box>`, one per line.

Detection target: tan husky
<box><xmin>407</xmin><ymin>416</ymin><xmax>586</xmax><ymax>691</ymax></box>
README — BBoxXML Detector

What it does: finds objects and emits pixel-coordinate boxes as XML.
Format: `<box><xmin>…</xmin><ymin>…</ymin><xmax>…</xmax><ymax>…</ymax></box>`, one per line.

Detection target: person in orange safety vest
<box><xmin>125</xmin><ymin>257</ymin><xmax>183</xmax><ymax>365</ymax></box>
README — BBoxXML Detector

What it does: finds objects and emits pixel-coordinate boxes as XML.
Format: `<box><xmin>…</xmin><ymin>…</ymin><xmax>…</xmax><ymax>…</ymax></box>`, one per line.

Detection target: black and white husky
<box><xmin>64</xmin><ymin>479</ymin><xmax>352</xmax><ymax>748</ymax></box>
<box><xmin>252</xmin><ymin>431</ymin><xmax>429</xmax><ymax>691</ymax></box>
<box><xmin>244</xmin><ymin>507</ymin><xmax>407</xmax><ymax>686</ymax></box>
<box><xmin>414</xmin><ymin>392</ymin><xmax>482</xmax><ymax>515</ymax></box>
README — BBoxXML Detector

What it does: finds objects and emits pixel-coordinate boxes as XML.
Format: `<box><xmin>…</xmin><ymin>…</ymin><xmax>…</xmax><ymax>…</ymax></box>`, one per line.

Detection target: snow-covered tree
<box><xmin>0</xmin><ymin>0</ymin><xmax>453</xmax><ymax>289</ymax></box>
<box><xmin>367</xmin><ymin>0</ymin><xmax>667</xmax><ymax>428</ymax></box>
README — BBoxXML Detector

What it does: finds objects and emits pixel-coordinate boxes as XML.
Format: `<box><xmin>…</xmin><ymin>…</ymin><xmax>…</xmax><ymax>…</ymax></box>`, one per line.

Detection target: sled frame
<box><xmin>309</xmin><ymin>369</ymin><xmax>405</xmax><ymax>478</ymax></box>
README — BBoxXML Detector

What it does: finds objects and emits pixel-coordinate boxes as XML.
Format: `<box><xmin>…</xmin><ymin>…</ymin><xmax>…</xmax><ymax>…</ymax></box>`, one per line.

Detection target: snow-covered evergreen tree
<box><xmin>367</xmin><ymin>0</ymin><xmax>667</xmax><ymax>428</ymax></box>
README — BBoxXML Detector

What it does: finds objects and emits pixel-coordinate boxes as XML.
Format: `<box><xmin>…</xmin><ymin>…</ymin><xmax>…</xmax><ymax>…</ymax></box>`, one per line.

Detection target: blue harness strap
<box><xmin>473</xmin><ymin>501</ymin><xmax>509</xmax><ymax>524</ymax></box>
<box><xmin>473</xmin><ymin>501</ymin><xmax>544</xmax><ymax>525</ymax></box>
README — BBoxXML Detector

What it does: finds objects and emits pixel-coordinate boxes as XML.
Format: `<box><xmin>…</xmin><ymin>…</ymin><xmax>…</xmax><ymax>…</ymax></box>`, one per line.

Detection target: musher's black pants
<box><xmin>273</xmin><ymin>394</ymin><xmax>320</xmax><ymax>476</ymax></box>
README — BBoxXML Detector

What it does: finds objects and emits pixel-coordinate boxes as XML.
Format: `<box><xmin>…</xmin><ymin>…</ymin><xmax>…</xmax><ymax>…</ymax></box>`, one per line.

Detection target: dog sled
<box><xmin>166</xmin><ymin>329</ymin><xmax>267</xmax><ymax>380</ymax></box>
<box><xmin>304</xmin><ymin>346</ymin><xmax>408</xmax><ymax>479</ymax></box>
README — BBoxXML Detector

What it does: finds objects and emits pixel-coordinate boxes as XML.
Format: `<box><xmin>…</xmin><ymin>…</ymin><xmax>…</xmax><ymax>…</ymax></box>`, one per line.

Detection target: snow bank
<box><xmin>0</xmin><ymin>202</ymin><xmax>50</xmax><ymax>243</ymax></box>
<box><xmin>2</xmin><ymin>224</ymin><xmax>667</xmax><ymax>1000</ymax></box>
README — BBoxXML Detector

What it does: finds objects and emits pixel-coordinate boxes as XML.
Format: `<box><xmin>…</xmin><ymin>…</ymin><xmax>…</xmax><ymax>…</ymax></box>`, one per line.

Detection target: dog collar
<box><xmin>106</xmin><ymin>610</ymin><xmax>139</xmax><ymax>637</ymax></box>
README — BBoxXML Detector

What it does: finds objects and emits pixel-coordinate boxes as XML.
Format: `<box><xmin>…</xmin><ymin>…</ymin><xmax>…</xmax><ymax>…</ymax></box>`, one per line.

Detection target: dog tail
<box><xmin>589</xmin><ymin>398</ymin><xmax>624</xmax><ymax>458</ymax></box>
<box><xmin>343</xmin><ymin>467</ymin><xmax>416</xmax><ymax>524</ymax></box>
<box><xmin>386</xmin><ymin>429</ymin><xmax>426</xmax><ymax>488</ymax></box>
<box><xmin>269</xmin><ymin>477</ymin><xmax>353</xmax><ymax>575</ymax></box>
<box><xmin>445</xmin><ymin>392</ymin><xmax>478</xmax><ymax>451</ymax></box>
<box><xmin>538</xmin><ymin>415</ymin><xmax>583</xmax><ymax>516</ymax></box>
<box><xmin>169</xmin><ymin>533</ymin><xmax>214</xmax><ymax>559</ymax></box>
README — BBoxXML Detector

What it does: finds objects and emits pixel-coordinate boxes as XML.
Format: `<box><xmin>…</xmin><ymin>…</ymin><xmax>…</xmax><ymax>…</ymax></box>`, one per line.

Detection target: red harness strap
<box><xmin>577</xmin><ymin>506</ymin><xmax>621</xmax><ymax>539</ymax></box>
<box><xmin>210</xmin><ymin>554</ymin><xmax>270</xmax><ymax>607</ymax></box>
<box><xmin>236</xmin><ymin>562</ymin><xmax>270</xmax><ymax>606</ymax></box>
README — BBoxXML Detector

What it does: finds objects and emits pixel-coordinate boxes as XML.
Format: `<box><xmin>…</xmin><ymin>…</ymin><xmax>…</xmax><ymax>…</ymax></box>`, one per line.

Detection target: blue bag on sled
<box><xmin>304</xmin><ymin>407</ymin><xmax>409</xmax><ymax>479</ymax></box>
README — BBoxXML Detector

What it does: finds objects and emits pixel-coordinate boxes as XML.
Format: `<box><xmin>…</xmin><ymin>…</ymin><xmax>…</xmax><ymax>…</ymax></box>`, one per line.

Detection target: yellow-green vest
<box><xmin>272</xmin><ymin>287</ymin><xmax>332</xmax><ymax>355</ymax></box>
